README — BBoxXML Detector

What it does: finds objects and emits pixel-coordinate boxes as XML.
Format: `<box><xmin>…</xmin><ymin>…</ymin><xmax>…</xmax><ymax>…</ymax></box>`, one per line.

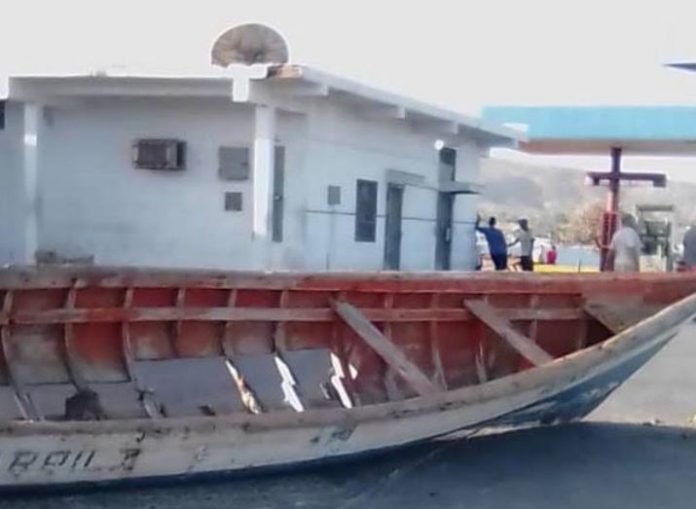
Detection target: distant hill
<box><xmin>478</xmin><ymin>158</ymin><xmax>696</xmax><ymax>236</ymax></box>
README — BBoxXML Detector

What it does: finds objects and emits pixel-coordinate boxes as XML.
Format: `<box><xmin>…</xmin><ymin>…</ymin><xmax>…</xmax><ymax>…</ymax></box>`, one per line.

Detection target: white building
<box><xmin>0</xmin><ymin>65</ymin><xmax>520</xmax><ymax>271</ymax></box>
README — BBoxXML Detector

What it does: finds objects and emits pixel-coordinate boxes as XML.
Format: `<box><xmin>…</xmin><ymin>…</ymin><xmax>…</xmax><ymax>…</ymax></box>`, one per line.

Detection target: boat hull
<box><xmin>0</xmin><ymin>314</ymin><xmax>682</xmax><ymax>491</ymax></box>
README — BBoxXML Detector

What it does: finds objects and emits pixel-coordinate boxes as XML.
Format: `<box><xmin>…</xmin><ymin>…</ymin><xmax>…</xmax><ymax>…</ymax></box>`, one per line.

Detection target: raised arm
<box><xmin>475</xmin><ymin>215</ymin><xmax>484</xmax><ymax>233</ymax></box>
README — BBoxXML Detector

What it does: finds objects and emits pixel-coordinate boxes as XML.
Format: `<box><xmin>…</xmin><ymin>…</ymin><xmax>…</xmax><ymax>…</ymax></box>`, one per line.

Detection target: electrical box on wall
<box><xmin>133</xmin><ymin>139</ymin><xmax>186</xmax><ymax>170</ymax></box>
<box><xmin>327</xmin><ymin>185</ymin><xmax>341</xmax><ymax>206</ymax></box>
<box><xmin>224</xmin><ymin>191</ymin><xmax>243</xmax><ymax>211</ymax></box>
<box><xmin>218</xmin><ymin>146</ymin><xmax>251</xmax><ymax>181</ymax></box>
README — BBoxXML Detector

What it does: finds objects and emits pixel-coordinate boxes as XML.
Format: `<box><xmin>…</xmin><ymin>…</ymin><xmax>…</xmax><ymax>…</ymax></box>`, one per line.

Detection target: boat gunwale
<box><xmin>2</xmin><ymin>266</ymin><xmax>696</xmax><ymax>292</ymax></box>
<box><xmin>2</xmin><ymin>288</ymin><xmax>695</xmax><ymax>438</ymax></box>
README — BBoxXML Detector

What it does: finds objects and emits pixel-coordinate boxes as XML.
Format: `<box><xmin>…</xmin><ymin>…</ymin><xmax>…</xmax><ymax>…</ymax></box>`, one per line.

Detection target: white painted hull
<box><xmin>0</xmin><ymin>293</ymin><xmax>691</xmax><ymax>490</ymax></box>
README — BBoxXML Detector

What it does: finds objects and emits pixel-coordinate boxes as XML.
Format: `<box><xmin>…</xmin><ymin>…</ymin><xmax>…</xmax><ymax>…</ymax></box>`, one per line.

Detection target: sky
<box><xmin>4</xmin><ymin>0</ymin><xmax>696</xmax><ymax>180</ymax></box>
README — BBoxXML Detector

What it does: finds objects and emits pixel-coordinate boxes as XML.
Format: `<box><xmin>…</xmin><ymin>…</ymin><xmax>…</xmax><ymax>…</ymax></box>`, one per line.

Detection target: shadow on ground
<box><xmin>6</xmin><ymin>422</ymin><xmax>696</xmax><ymax>509</ymax></box>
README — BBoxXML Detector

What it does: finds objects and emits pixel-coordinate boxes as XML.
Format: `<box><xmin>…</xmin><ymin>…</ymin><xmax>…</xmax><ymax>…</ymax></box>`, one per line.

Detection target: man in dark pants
<box><xmin>509</xmin><ymin>218</ymin><xmax>535</xmax><ymax>271</ymax></box>
<box><xmin>476</xmin><ymin>216</ymin><xmax>508</xmax><ymax>270</ymax></box>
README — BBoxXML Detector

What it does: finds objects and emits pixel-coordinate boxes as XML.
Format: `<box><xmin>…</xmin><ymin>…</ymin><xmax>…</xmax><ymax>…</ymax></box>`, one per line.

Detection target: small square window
<box><xmin>224</xmin><ymin>192</ymin><xmax>243</xmax><ymax>211</ymax></box>
<box><xmin>327</xmin><ymin>185</ymin><xmax>341</xmax><ymax>206</ymax></box>
<box><xmin>439</xmin><ymin>147</ymin><xmax>457</xmax><ymax>166</ymax></box>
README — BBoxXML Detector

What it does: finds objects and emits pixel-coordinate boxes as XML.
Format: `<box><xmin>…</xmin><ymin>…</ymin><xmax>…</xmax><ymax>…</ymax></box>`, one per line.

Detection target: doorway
<box><xmin>272</xmin><ymin>146</ymin><xmax>285</xmax><ymax>242</ymax></box>
<box><xmin>435</xmin><ymin>192</ymin><xmax>454</xmax><ymax>270</ymax></box>
<box><xmin>435</xmin><ymin>147</ymin><xmax>457</xmax><ymax>270</ymax></box>
<box><xmin>384</xmin><ymin>183</ymin><xmax>404</xmax><ymax>270</ymax></box>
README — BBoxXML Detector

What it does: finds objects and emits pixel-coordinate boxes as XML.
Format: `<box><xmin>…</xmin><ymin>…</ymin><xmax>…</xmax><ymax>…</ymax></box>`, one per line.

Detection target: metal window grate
<box><xmin>354</xmin><ymin>180</ymin><xmax>377</xmax><ymax>242</ymax></box>
<box><xmin>133</xmin><ymin>139</ymin><xmax>186</xmax><ymax>170</ymax></box>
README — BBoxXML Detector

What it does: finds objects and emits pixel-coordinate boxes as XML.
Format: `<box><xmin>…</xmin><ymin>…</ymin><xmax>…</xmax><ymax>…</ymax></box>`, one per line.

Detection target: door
<box><xmin>435</xmin><ymin>147</ymin><xmax>457</xmax><ymax>270</ymax></box>
<box><xmin>384</xmin><ymin>183</ymin><xmax>404</xmax><ymax>270</ymax></box>
<box><xmin>272</xmin><ymin>146</ymin><xmax>285</xmax><ymax>242</ymax></box>
<box><xmin>435</xmin><ymin>192</ymin><xmax>454</xmax><ymax>270</ymax></box>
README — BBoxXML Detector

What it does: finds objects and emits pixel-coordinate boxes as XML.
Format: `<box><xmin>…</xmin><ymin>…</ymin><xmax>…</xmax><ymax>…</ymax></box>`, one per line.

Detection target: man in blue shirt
<box><xmin>476</xmin><ymin>216</ymin><xmax>508</xmax><ymax>270</ymax></box>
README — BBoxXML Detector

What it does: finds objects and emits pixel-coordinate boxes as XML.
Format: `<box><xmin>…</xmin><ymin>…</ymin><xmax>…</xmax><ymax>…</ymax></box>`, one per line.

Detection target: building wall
<box><xmin>453</xmin><ymin>143</ymin><xmax>485</xmax><ymax>270</ymax></box>
<box><xmin>268</xmin><ymin>111</ymin><xmax>311</xmax><ymax>270</ymax></box>
<box><xmin>37</xmin><ymin>98</ymin><xmax>262</xmax><ymax>269</ymax></box>
<box><xmin>298</xmin><ymin>99</ymin><xmax>483</xmax><ymax>271</ymax></box>
<box><xmin>0</xmin><ymin>102</ymin><xmax>28</xmax><ymax>264</ymax></box>
<box><xmin>2</xmin><ymin>94</ymin><xmax>484</xmax><ymax>271</ymax></box>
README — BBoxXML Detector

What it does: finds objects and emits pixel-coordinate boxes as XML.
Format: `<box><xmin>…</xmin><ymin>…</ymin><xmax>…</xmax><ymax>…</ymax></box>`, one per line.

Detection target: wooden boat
<box><xmin>1</xmin><ymin>266</ymin><xmax>696</xmax><ymax>490</ymax></box>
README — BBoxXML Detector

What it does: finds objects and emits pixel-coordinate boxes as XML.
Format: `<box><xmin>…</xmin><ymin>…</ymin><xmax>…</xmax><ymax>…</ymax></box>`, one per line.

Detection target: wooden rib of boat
<box><xmin>1</xmin><ymin>266</ymin><xmax>696</xmax><ymax>490</ymax></box>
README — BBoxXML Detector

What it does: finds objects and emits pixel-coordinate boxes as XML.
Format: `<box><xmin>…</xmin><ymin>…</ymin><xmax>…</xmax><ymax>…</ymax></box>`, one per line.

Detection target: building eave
<box><xmin>6</xmin><ymin>66</ymin><xmax>524</xmax><ymax>147</ymax></box>
<box><xmin>270</xmin><ymin>65</ymin><xmax>524</xmax><ymax>147</ymax></box>
<box><xmin>8</xmin><ymin>75</ymin><xmax>237</xmax><ymax>102</ymax></box>
<box><xmin>482</xmin><ymin>105</ymin><xmax>696</xmax><ymax>155</ymax></box>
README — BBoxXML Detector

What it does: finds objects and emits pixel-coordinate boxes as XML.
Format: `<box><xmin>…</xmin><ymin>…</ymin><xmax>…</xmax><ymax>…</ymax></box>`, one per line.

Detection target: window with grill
<box><xmin>354</xmin><ymin>179</ymin><xmax>378</xmax><ymax>242</ymax></box>
<box><xmin>132</xmin><ymin>139</ymin><xmax>186</xmax><ymax>170</ymax></box>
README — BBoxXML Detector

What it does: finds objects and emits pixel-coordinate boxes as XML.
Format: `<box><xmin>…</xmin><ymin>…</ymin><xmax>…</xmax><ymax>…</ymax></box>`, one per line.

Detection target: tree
<box><xmin>558</xmin><ymin>201</ymin><xmax>605</xmax><ymax>245</ymax></box>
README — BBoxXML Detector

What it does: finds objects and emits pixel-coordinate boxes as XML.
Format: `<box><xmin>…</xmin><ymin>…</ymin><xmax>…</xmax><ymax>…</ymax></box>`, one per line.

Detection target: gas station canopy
<box><xmin>481</xmin><ymin>106</ymin><xmax>696</xmax><ymax>155</ymax></box>
<box><xmin>480</xmin><ymin>104</ymin><xmax>696</xmax><ymax>270</ymax></box>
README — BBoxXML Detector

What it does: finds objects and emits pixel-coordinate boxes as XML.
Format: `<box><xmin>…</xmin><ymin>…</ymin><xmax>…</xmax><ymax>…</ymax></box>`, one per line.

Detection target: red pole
<box><xmin>599</xmin><ymin>147</ymin><xmax>621</xmax><ymax>271</ymax></box>
<box><xmin>608</xmin><ymin>147</ymin><xmax>621</xmax><ymax>214</ymax></box>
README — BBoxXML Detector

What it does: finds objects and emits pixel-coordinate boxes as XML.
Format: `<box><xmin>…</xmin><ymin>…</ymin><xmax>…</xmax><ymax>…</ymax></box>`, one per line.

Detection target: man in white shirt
<box><xmin>508</xmin><ymin>219</ymin><xmax>535</xmax><ymax>271</ymax></box>
<box><xmin>683</xmin><ymin>224</ymin><xmax>696</xmax><ymax>270</ymax></box>
<box><xmin>607</xmin><ymin>213</ymin><xmax>642</xmax><ymax>272</ymax></box>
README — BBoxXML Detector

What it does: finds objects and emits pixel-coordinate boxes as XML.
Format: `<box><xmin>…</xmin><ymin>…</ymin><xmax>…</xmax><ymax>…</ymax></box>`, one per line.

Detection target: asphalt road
<box><xmin>5</xmin><ymin>322</ymin><xmax>696</xmax><ymax>509</ymax></box>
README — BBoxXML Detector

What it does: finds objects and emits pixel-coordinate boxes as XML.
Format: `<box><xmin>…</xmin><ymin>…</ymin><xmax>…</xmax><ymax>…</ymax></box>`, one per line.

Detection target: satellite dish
<box><xmin>211</xmin><ymin>24</ymin><xmax>289</xmax><ymax>67</ymax></box>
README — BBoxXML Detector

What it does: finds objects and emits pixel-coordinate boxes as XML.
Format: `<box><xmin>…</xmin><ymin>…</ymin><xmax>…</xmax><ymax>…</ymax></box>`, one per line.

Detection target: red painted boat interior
<box><xmin>1</xmin><ymin>269</ymin><xmax>695</xmax><ymax>422</ymax></box>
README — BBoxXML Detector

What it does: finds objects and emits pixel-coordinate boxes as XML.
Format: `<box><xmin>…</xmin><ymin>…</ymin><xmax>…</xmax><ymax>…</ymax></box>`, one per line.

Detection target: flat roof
<box><xmin>481</xmin><ymin>106</ymin><xmax>696</xmax><ymax>154</ymax></box>
<box><xmin>4</xmin><ymin>65</ymin><xmax>523</xmax><ymax>148</ymax></box>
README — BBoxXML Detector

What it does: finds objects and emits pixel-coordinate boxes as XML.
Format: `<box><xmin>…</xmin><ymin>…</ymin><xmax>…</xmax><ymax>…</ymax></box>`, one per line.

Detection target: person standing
<box><xmin>682</xmin><ymin>224</ymin><xmax>696</xmax><ymax>270</ymax></box>
<box><xmin>476</xmin><ymin>216</ymin><xmax>508</xmax><ymax>271</ymax></box>
<box><xmin>508</xmin><ymin>218</ymin><xmax>535</xmax><ymax>271</ymax></box>
<box><xmin>606</xmin><ymin>213</ymin><xmax>642</xmax><ymax>272</ymax></box>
